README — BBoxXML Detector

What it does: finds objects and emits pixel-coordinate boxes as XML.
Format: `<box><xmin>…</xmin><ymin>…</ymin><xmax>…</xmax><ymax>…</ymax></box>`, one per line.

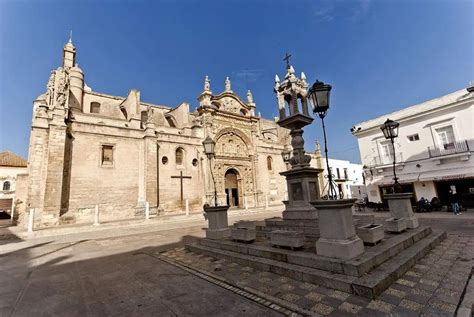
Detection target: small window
<box><xmin>3</xmin><ymin>181</ymin><xmax>11</xmax><ymax>191</ymax></box>
<box><xmin>192</xmin><ymin>158</ymin><xmax>198</xmax><ymax>167</ymax></box>
<box><xmin>162</xmin><ymin>156</ymin><xmax>168</xmax><ymax>165</ymax></box>
<box><xmin>336</xmin><ymin>168</ymin><xmax>341</xmax><ymax>179</ymax></box>
<box><xmin>176</xmin><ymin>148</ymin><xmax>184</xmax><ymax>165</ymax></box>
<box><xmin>101</xmin><ymin>145</ymin><xmax>114</xmax><ymax>165</ymax></box>
<box><xmin>240</xmin><ymin>109</ymin><xmax>247</xmax><ymax>116</ymax></box>
<box><xmin>344</xmin><ymin>168</ymin><xmax>348</xmax><ymax>179</ymax></box>
<box><xmin>267</xmin><ymin>156</ymin><xmax>273</xmax><ymax>171</ymax></box>
<box><xmin>90</xmin><ymin>102</ymin><xmax>101</xmax><ymax>114</ymax></box>
<box><xmin>407</xmin><ymin>134</ymin><xmax>420</xmax><ymax>142</ymax></box>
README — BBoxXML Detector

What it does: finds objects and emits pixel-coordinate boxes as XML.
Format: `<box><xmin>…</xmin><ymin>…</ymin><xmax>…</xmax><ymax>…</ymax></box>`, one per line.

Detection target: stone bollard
<box><xmin>27</xmin><ymin>208</ymin><xmax>35</xmax><ymax>233</ymax></box>
<box><xmin>385</xmin><ymin>193</ymin><xmax>418</xmax><ymax>229</ymax></box>
<box><xmin>311</xmin><ymin>199</ymin><xmax>364</xmax><ymax>260</ymax></box>
<box><xmin>93</xmin><ymin>205</ymin><xmax>100</xmax><ymax>226</ymax></box>
<box><xmin>145</xmin><ymin>202</ymin><xmax>150</xmax><ymax>220</ymax></box>
<box><xmin>185</xmin><ymin>199</ymin><xmax>189</xmax><ymax>216</ymax></box>
<box><xmin>204</xmin><ymin>205</ymin><xmax>231</xmax><ymax>240</ymax></box>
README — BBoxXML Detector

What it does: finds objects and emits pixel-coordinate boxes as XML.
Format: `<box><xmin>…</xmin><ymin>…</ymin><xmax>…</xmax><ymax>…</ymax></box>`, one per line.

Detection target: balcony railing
<box><xmin>428</xmin><ymin>140</ymin><xmax>470</xmax><ymax>158</ymax></box>
<box><xmin>367</xmin><ymin>152</ymin><xmax>403</xmax><ymax>168</ymax></box>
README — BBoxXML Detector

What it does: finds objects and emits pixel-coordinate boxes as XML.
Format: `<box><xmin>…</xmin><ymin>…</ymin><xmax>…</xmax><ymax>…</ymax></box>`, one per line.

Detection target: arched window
<box><xmin>3</xmin><ymin>181</ymin><xmax>11</xmax><ymax>191</ymax></box>
<box><xmin>267</xmin><ymin>156</ymin><xmax>273</xmax><ymax>171</ymax></box>
<box><xmin>176</xmin><ymin>148</ymin><xmax>184</xmax><ymax>166</ymax></box>
<box><xmin>90</xmin><ymin>102</ymin><xmax>101</xmax><ymax>114</ymax></box>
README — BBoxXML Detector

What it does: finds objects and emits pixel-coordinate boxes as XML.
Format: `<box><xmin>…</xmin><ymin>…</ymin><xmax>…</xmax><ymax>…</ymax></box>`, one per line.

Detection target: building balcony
<box><xmin>367</xmin><ymin>152</ymin><xmax>403</xmax><ymax>168</ymax></box>
<box><xmin>428</xmin><ymin>140</ymin><xmax>470</xmax><ymax>158</ymax></box>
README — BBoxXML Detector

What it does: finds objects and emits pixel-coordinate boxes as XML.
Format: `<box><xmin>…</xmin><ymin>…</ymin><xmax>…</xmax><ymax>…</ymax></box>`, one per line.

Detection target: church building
<box><xmin>15</xmin><ymin>39</ymin><xmax>291</xmax><ymax>227</ymax></box>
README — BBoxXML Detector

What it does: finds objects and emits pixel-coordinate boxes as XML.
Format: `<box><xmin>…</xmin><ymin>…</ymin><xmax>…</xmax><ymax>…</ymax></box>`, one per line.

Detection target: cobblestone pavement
<box><xmin>159</xmin><ymin>234</ymin><xmax>474</xmax><ymax>316</ymax></box>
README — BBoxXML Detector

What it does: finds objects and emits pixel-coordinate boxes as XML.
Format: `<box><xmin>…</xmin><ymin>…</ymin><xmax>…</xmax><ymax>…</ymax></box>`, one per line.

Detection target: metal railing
<box><xmin>428</xmin><ymin>140</ymin><xmax>470</xmax><ymax>158</ymax></box>
<box><xmin>367</xmin><ymin>152</ymin><xmax>403</xmax><ymax>168</ymax></box>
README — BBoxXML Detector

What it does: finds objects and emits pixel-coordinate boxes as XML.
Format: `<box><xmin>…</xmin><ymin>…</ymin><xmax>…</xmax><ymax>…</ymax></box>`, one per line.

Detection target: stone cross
<box><xmin>283</xmin><ymin>53</ymin><xmax>292</xmax><ymax>69</ymax></box>
<box><xmin>171</xmin><ymin>171</ymin><xmax>192</xmax><ymax>209</ymax></box>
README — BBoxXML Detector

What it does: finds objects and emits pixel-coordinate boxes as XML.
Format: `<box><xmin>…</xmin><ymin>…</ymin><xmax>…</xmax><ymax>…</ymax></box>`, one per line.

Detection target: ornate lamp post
<box><xmin>281</xmin><ymin>144</ymin><xmax>291</xmax><ymax>170</ymax></box>
<box><xmin>307</xmin><ymin>80</ymin><xmax>339</xmax><ymax>200</ymax></box>
<box><xmin>380</xmin><ymin>118</ymin><xmax>401</xmax><ymax>193</ymax></box>
<box><xmin>202</xmin><ymin>136</ymin><xmax>218</xmax><ymax>206</ymax></box>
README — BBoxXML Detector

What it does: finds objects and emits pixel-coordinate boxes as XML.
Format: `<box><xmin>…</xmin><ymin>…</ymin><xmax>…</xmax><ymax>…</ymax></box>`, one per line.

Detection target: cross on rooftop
<box><xmin>283</xmin><ymin>53</ymin><xmax>292</xmax><ymax>69</ymax></box>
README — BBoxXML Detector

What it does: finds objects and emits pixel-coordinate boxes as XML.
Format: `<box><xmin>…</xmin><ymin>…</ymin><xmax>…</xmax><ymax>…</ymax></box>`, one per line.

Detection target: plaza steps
<box><xmin>256</xmin><ymin>217</ymin><xmax>320</xmax><ymax>241</ymax></box>
<box><xmin>186</xmin><ymin>228</ymin><xmax>446</xmax><ymax>298</ymax></box>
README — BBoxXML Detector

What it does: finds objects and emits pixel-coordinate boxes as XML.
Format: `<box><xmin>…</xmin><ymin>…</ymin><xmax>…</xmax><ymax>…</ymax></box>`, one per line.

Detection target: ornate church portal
<box><xmin>213</xmin><ymin>129</ymin><xmax>256</xmax><ymax>207</ymax></box>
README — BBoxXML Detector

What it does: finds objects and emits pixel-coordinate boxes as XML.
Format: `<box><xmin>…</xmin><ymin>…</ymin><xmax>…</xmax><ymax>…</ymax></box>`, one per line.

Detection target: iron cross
<box><xmin>171</xmin><ymin>171</ymin><xmax>192</xmax><ymax>209</ymax></box>
<box><xmin>283</xmin><ymin>53</ymin><xmax>292</xmax><ymax>69</ymax></box>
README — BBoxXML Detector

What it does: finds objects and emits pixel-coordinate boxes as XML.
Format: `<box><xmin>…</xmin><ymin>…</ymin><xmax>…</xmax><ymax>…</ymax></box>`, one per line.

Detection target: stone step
<box><xmin>185</xmin><ymin>230</ymin><xmax>446</xmax><ymax>298</ymax></box>
<box><xmin>186</xmin><ymin>242</ymin><xmax>357</xmax><ymax>294</ymax></box>
<box><xmin>198</xmin><ymin>227</ymin><xmax>433</xmax><ymax>277</ymax></box>
<box><xmin>352</xmin><ymin>230</ymin><xmax>447</xmax><ymax>298</ymax></box>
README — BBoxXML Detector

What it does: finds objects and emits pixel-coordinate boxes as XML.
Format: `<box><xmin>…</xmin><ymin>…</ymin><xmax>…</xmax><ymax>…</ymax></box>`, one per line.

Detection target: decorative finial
<box><xmin>69</xmin><ymin>30</ymin><xmax>73</xmax><ymax>43</ymax></box>
<box><xmin>283</xmin><ymin>53</ymin><xmax>292</xmax><ymax>69</ymax></box>
<box><xmin>275</xmin><ymin>74</ymin><xmax>280</xmax><ymax>83</ymax></box>
<box><xmin>289</xmin><ymin>65</ymin><xmax>295</xmax><ymax>74</ymax></box>
<box><xmin>315</xmin><ymin>140</ymin><xmax>321</xmax><ymax>152</ymax></box>
<box><xmin>225</xmin><ymin>76</ymin><xmax>231</xmax><ymax>92</ymax></box>
<box><xmin>301</xmin><ymin>72</ymin><xmax>306</xmax><ymax>81</ymax></box>
<box><xmin>204</xmin><ymin>75</ymin><xmax>211</xmax><ymax>91</ymax></box>
<box><xmin>247</xmin><ymin>90</ymin><xmax>254</xmax><ymax>103</ymax></box>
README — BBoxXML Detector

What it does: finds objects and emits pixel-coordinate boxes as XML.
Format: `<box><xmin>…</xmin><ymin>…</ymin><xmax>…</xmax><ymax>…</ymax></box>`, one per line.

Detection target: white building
<box><xmin>351</xmin><ymin>86</ymin><xmax>474</xmax><ymax>207</ymax></box>
<box><xmin>0</xmin><ymin>152</ymin><xmax>28</xmax><ymax>217</ymax></box>
<box><xmin>309</xmin><ymin>144</ymin><xmax>365</xmax><ymax>200</ymax></box>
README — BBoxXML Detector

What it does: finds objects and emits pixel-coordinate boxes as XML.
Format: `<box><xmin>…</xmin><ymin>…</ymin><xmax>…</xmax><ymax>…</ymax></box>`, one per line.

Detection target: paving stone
<box><xmin>333</xmin><ymin>302</ymin><xmax>361</xmax><ymax>315</ymax></box>
<box><xmin>327</xmin><ymin>290</ymin><xmax>350</xmax><ymax>301</ymax></box>
<box><xmin>379</xmin><ymin>293</ymin><xmax>404</xmax><ymax>306</ymax></box>
<box><xmin>427</xmin><ymin>299</ymin><xmax>457</xmax><ymax>313</ymax></box>
<box><xmin>305</xmin><ymin>291</ymin><xmax>325</xmax><ymax>302</ymax></box>
<box><xmin>390</xmin><ymin>306</ymin><xmax>420</xmax><ymax>317</ymax></box>
<box><xmin>396</xmin><ymin>278</ymin><xmax>417</xmax><ymax>287</ymax></box>
<box><xmin>280</xmin><ymin>292</ymin><xmax>301</xmax><ymax>303</ymax></box>
<box><xmin>366</xmin><ymin>299</ymin><xmax>395</xmax><ymax>314</ymax></box>
<box><xmin>299</xmin><ymin>282</ymin><xmax>318</xmax><ymax>291</ymax></box>
<box><xmin>383</xmin><ymin>287</ymin><xmax>406</xmax><ymax>298</ymax></box>
<box><xmin>399</xmin><ymin>299</ymin><xmax>423</xmax><ymax>312</ymax></box>
<box><xmin>345</xmin><ymin>294</ymin><xmax>371</xmax><ymax>307</ymax></box>
<box><xmin>321</xmin><ymin>296</ymin><xmax>344</xmax><ymax>309</ymax></box>
<box><xmin>356</xmin><ymin>308</ymin><xmax>388</xmax><ymax>317</ymax></box>
<box><xmin>310</xmin><ymin>303</ymin><xmax>334</xmax><ymax>315</ymax></box>
<box><xmin>279</xmin><ymin>283</ymin><xmax>295</xmax><ymax>292</ymax></box>
<box><xmin>294</xmin><ymin>296</ymin><xmax>316</xmax><ymax>310</ymax></box>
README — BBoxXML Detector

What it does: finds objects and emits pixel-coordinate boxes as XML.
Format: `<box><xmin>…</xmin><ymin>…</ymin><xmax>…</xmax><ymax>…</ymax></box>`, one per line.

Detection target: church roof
<box><xmin>0</xmin><ymin>151</ymin><xmax>28</xmax><ymax>167</ymax></box>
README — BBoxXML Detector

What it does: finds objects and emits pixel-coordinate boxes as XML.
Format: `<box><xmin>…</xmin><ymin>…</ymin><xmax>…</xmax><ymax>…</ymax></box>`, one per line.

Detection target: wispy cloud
<box><xmin>313</xmin><ymin>3</ymin><xmax>335</xmax><ymax>22</ymax></box>
<box><xmin>353</xmin><ymin>0</ymin><xmax>373</xmax><ymax>20</ymax></box>
<box><xmin>232</xmin><ymin>69</ymin><xmax>263</xmax><ymax>84</ymax></box>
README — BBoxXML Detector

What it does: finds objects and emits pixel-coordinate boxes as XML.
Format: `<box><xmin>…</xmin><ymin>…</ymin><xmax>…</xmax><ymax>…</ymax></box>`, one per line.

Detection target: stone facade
<box><xmin>19</xmin><ymin>40</ymin><xmax>290</xmax><ymax>227</ymax></box>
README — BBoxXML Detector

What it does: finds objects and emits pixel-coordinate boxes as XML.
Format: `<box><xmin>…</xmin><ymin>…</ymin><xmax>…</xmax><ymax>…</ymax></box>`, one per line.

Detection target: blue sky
<box><xmin>0</xmin><ymin>0</ymin><xmax>472</xmax><ymax>163</ymax></box>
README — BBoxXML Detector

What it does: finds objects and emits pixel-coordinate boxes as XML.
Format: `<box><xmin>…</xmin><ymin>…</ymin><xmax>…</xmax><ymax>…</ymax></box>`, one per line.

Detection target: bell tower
<box><xmin>63</xmin><ymin>34</ymin><xmax>76</xmax><ymax>68</ymax></box>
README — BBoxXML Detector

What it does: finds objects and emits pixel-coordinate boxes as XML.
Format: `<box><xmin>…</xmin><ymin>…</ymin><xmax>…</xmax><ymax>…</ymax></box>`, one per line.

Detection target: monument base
<box><xmin>204</xmin><ymin>205</ymin><xmax>230</xmax><ymax>240</ymax></box>
<box><xmin>206</xmin><ymin>228</ymin><xmax>231</xmax><ymax>240</ymax></box>
<box><xmin>316</xmin><ymin>236</ymin><xmax>364</xmax><ymax>260</ymax></box>
<box><xmin>386</xmin><ymin>193</ymin><xmax>419</xmax><ymax>229</ymax></box>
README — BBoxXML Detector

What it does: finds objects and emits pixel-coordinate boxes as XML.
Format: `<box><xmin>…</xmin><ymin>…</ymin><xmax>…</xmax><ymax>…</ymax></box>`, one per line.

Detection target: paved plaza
<box><xmin>0</xmin><ymin>209</ymin><xmax>473</xmax><ymax>316</ymax></box>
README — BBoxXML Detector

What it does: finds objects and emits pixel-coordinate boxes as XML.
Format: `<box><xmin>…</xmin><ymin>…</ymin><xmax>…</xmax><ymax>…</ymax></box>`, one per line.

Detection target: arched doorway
<box><xmin>225</xmin><ymin>169</ymin><xmax>241</xmax><ymax>207</ymax></box>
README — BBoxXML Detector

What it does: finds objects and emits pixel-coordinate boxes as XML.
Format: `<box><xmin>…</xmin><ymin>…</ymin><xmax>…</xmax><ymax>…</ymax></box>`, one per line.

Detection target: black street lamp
<box><xmin>307</xmin><ymin>80</ymin><xmax>339</xmax><ymax>200</ymax></box>
<box><xmin>380</xmin><ymin>118</ymin><xmax>401</xmax><ymax>192</ymax></box>
<box><xmin>202</xmin><ymin>136</ymin><xmax>218</xmax><ymax>206</ymax></box>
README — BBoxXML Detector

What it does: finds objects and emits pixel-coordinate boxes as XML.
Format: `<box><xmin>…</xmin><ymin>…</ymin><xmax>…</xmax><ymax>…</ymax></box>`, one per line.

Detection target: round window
<box><xmin>162</xmin><ymin>156</ymin><xmax>168</xmax><ymax>165</ymax></box>
<box><xmin>192</xmin><ymin>158</ymin><xmax>198</xmax><ymax>167</ymax></box>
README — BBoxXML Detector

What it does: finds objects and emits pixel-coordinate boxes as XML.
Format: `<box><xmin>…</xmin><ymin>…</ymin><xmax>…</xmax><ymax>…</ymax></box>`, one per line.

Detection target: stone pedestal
<box><xmin>312</xmin><ymin>199</ymin><xmax>364</xmax><ymax>260</ymax></box>
<box><xmin>204</xmin><ymin>205</ymin><xmax>230</xmax><ymax>240</ymax></box>
<box><xmin>235</xmin><ymin>221</ymin><xmax>256</xmax><ymax>230</ymax></box>
<box><xmin>280</xmin><ymin>167</ymin><xmax>323</xmax><ymax>220</ymax></box>
<box><xmin>385</xmin><ymin>193</ymin><xmax>418</xmax><ymax>229</ymax></box>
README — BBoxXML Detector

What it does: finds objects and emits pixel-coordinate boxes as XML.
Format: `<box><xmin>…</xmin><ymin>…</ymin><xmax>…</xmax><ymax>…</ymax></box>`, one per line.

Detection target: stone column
<box><xmin>312</xmin><ymin>199</ymin><xmax>364</xmax><ymax>260</ymax></box>
<box><xmin>204</xmin><ymin>205</ymin><xmax>231</xmax><ymax>240</ymax></box>
<box><xmin>385</xmin><ymin>193</ymin><xmax>418</xmax><ymax>229</ymax></box>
